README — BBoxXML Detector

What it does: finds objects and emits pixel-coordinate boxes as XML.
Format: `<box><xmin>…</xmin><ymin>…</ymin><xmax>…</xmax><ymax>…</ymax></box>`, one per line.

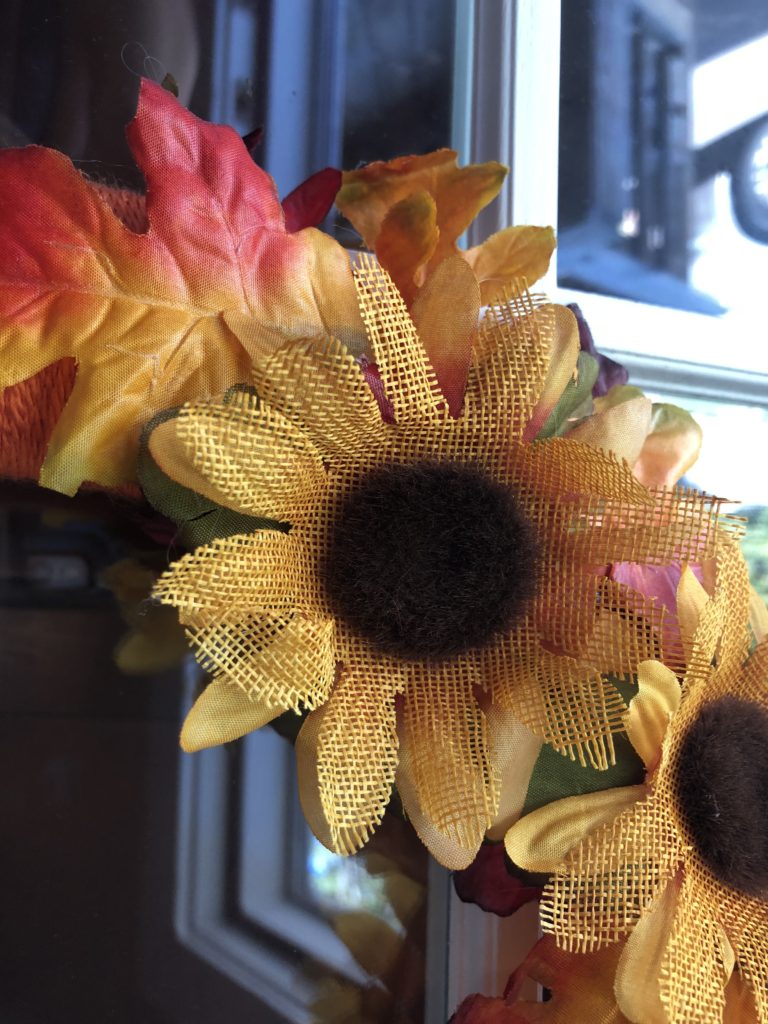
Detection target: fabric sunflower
<box><xmin>152</xmin><ymin>255</ymin><xmax>737</xmax><ymax>869</ymax></box>
<box><xmin>506</xmin><ymin>542</ymin><xmax>767</xmax><ymax>1023</ymax></box>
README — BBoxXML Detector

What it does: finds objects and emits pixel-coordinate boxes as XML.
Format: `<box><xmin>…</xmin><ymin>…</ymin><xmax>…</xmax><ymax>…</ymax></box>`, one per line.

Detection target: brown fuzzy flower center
<box><xmin>322</xmin><ymin>461</ymin><xmax>541</xmax><ymax>661</ymax></box>
<box><xmin>674</xmin><ymin>695</ymin><xmax>768</xmax><ymax>896</ymax></box>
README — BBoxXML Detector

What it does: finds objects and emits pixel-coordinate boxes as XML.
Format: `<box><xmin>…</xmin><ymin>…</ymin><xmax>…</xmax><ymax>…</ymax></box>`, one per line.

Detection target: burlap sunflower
<box><xmin>152</xmin><ymin>255</ymin><xmax>737</xmax><ymax>869</ymax></box>
<box><xmin>506</xmin><ymin>542</ymin><xmax>768</xmax><ymax>1023</ymax></box>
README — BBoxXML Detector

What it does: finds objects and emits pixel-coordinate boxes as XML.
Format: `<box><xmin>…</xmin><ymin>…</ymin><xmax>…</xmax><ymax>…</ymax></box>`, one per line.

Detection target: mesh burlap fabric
<box><xmin>541</xmin><ymin>542</ymin><xmax>768</xmax><ymax>1023</ymax></box>
<box><xmin>154</xmin><ymin>255</ymin><xmax>741</xmax><ymax>866</ymax></box>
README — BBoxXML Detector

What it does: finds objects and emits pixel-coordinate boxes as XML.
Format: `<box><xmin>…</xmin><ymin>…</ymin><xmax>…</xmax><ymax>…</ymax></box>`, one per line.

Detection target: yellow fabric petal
<box><xmin>181</xmin><ymin>612</ymin><xmax>335</xmax><ymax>714</ymax></box>
<box><xmin>483</xmin><ymin>704</ymin><xmax>543</xmax><ymax>841</ymax></box>
<box><xmin>397</xmin><ymin>677</ymin><xmax>498</xmax><ymax>867</ymax></box>
<box><xmin>505</xmin><ymin>786</ymin><xmax>645</xmax><ymax>873</ymax></box>
<box><xmin>624</xmin><ymin>660</ymin><xmax>681</xmax><ymax>771</ymax></box>
<box><xmin>374</xmin><ymin>191</ymin><xmax>439</xmax><ymax>306</ymax></box>
<box><xmin>296</xmin><ymin>670</ymin><xmax>399</xmax><ymax>855</ymax></box>
<box><xmin>463</xmin><ymin>224</ymin><xmax>556</xmax><ymax>304</ymax></box>
<box><xmin>180</xmin><ymin>678</ymin><xmax>284</xmax><ymax>751</ymax></box>
<box><xmin>633</xmin><ymin>403</ymin><xmax>703</xmax><ymax>489</ymax></box>
<box><xmin>153</xmin><ymin>531</ymin><xmax>320</xmax><ymax>620</ymax></box>
<box><xmin>353</xmin><ymin>254</ymin><xmax>444</xmax><ymax>423</ymax></box>
<box><xmin>175</xmin><ymin>395</ymin><xmax>328</xmax><ymax>522</ymax></box>
<box><xmin>522</xmin><ymin>304</ymin><xmax>580</xmax><ymax>442</ymax></box>
<box><xmin>567</xmin><ymin>394</ymin><xmax>653</xmax><ymax>467</ymax></box>
<box><xmin>410</xmin><ymin>255</ymin><xmax>480</xmax><ymax>417</ymax></box>
<box><xmin>749</xmin><ymin>587</ymin><xmax>768</xmax><ymax>644</ymax></box>
<box><xmin>614</xmin><ymin>878</ymin><xmax>678</xmax><ymax>1024</ymax></box>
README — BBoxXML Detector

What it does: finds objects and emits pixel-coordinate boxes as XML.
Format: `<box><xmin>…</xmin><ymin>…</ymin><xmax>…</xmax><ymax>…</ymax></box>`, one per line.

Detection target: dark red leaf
<box><xmin>282</xmin><ymin>167</ymin><xmax>342</xmax><ymax>232</ymax></box>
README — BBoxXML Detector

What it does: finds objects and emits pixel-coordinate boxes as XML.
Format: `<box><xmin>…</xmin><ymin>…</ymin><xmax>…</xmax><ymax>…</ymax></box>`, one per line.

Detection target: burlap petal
<box><xmin>184</xmin><ymin>611</ymin><xmax>335</xmax><ymax>711</ymax></box>
<box><xmin>296</xmin><ymin>669</ymin><xmax>399</xmax><ymax>855</ymax></box>
<box><xmin>397</xmin><ymin>676</ymin><xmax>499</xmax><ymax>864</ymax></box>
<box><xmin>543</xmin><ymin>794</ymin><xmax>681</xmax><ymax>952</ymax></box>
<box><xmin>487</xmin><ymin>642</ymin><xmax>627</xmax><ymax>769</ymax></box>
<box><xmin>250</xmin><ymin>334</ymin><xmax>387</xmax><ymax>460</ymax></box>
<box><xmin>175</xmin><ymin>394</ymin><xmax>328</xmax><ymax>523</ymax></box>
<box><xmin>154</xmin><ymin>531</ymin><xmax>321</xmax><ymax>621</ymax></box>
<box><xmin>180</xmin><ymin>678</ymin><xmax>285</xmax><ymax>751</ymax></box>
<box><xmin>561</xmin><ymin>489</ymin><xmax>740</xmax><ymax>571</ymax></box>
<box><xmin>463</xmin><ymin>292</ymin><xmax>553</xmax><ymax>442</ymax></box>
<box><xmin>660</xmin><ymin>877</ymin><xmax>727</xmax><ymax>1023</ymax></box>
<box><xmin>353</xmin><ymin>254</ymin><xmax>445</xmax><ymax>424</ymax></box>
<box><xmin>511</xmin><ymin>436</ymin><xmax>652</xmax><ymax>506</ymax></box>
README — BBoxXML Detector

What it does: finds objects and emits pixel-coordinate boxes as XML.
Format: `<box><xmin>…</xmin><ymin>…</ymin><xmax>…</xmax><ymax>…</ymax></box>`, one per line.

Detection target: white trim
<box><xmin>447</xmin><ymin>896</ymin><xmax>541</xmax><ymax>1008</ymax></box>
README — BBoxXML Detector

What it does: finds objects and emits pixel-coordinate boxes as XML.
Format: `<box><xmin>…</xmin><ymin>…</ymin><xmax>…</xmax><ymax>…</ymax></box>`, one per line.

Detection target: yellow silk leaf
<box><xmin>375</xmin><ymin>191</ymin><xmax>439</xmax><ymax>306</ymax></box>
<box><xmin>633</xmin><ymin>404</ymin><xmax>703</xmax><ymax>490</ymax></box>
<box><xmin>624</xmin><ymin>661</ymin><xmax>681</xmax><ymax>771</ymax></box>
<box><xmin>505</xmin><ymin>786</ymin><xmax>645</xmax><ymax>873</ymax></box>
<box><xmin>749</xmin><ymin>587</ymin><xmax>768</xmax><ymax>644</ymax></box>
<box><xmin>463</xmin><ymin>225</ymin><xmax>556</xmax><ymax>304</ymax></box>
<box><xmin>180</xmin><ymin>679</ymin><xmax>283</xmax><ymax>751</ymax></box>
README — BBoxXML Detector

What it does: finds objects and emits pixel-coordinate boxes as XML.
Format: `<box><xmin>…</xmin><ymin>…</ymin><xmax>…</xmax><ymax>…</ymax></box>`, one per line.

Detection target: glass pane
<box><xmin>558</xmin><ymin>0</ymin><xmax>768</xmax><ymax>335</ymax></box>
<box><xmin>0</xmin><ymin>2</ymin><xmax>452</xmax><ymax>1020</ymax></box>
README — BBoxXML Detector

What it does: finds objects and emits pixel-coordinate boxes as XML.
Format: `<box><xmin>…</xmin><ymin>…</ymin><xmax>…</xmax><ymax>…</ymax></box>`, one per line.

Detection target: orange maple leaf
<box><xmin>0</xmin><ymin>80</ymin><xmax>361</xmax><ymax>494</ymax></box>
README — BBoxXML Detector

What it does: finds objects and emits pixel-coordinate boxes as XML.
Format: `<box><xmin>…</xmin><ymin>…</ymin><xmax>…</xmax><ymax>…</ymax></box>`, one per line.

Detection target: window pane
<box><xmin>558</xmin><ymin>0</ymin><xmax>768</xmax><ymax>338</ymax></box>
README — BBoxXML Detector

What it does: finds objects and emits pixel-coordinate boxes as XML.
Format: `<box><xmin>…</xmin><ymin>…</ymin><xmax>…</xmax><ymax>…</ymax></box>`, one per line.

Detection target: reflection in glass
<box><xmin>559</xmin><ymin>0</ymin><xmax>768</xmax><ymax>321</ymax></box>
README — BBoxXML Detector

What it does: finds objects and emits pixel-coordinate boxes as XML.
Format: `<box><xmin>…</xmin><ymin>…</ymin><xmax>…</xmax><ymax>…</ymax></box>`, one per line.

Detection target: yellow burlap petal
<box><xmin>180</xmin><ymin>678</ymin><xmax>284</xmax><ymax>751</ymax></box>
<box><xmin>614</xmin><ymin>878</ymin><xmax>678</xmax><ymax>1024</ymax></box>
<box><xmin>483</xmin><ymin>704</ymin><xmax>543</xmax><ymax>841</ymax></box>
<box><xmin>676</xmin><ymin>564</ymin><xmax>709</xmax><ymax>666</ymax></box>
<box><xmin>175</xmin><ymin>394</ymin><xmax>328</xmax><ymax>523</ymax></box>
<box><xmin>353</xmin><ymin>254</ymin><xmax>445</xmax><ymax>423</ymax></box>
<box><xmin>567</xmin><ymin>393</ymin><xmax>653</xmax><ymax>467</ymax></box>
<box><xmin>561</xmin><ymin>489</ymin><xmax>740</xmax><ymax>570</ymax></box>
<box><xmin>397</xmin><ymin>676</ymin><xmax>499</xmax><ymax>866</ymax></box>
<box><xmin>660</xmin><ymin>878</ymin><xmax>727</xmax><ymax>1023</ymax></box>
<box><xmin>250</xmin><ymin>334</ymin><xmax>387</xmax><ymax>459</ymax></box>
<box><xmin>505</xmin><ymin>786</ymin><xmax>645</xmax><ymax>874</ymax></box>
<box><xmin>296</xmin><ymin>669</ymin><xmax>399</xmax><ymax>855</ymax></box>
<box><xmin>523</xmin><ymin>303</ymin><xmax>580</xmax><ymax>442</ymax></box>
<box><xmin>464</xmin><ymin>291</ymin><xmax>553</xmax><ymax>442</ymax></box>
<box><xmin>182</xmin><ymin>612</ymin><xmax>336</xmax><ymax>712</ymax></box>
<box><xmin>543</xmin><ymin>795</ymin><xmax>681</xmax><ymax>953</ymax></box>
<box><xmin>488</xmin><ymin>642</ymin><xmax>627</xmax><ymax>769</ymax></box>
<box><xmin>624</xmin><ymin>660</ymin><xmax>681</xmax><ymax>771</ymax></box>
<box><xmin>511</xmin><ymin>436</ymin><xmax>652</xmax><ymax>505</ymax></box>
<box><xmin>153</xmin><ymin>531</ymin><xmax>321</xmax><ymax>621</ymax></box>
<box><xmin>410</xmin><ymin>255</ymin><xmax>480</xmax><ymax>417</ymax></box>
